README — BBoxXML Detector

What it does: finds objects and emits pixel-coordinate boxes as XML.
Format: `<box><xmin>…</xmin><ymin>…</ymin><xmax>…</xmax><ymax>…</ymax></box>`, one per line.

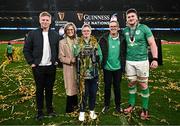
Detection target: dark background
<box><xmin>0</xmin><ymin>0</ymin><xmax>180</xmax><ymax>28</ymax></box>
<box><xmin>0</xmin><ymin>0</ymin><xmax>179</xmax><ymax>12</ymax></box>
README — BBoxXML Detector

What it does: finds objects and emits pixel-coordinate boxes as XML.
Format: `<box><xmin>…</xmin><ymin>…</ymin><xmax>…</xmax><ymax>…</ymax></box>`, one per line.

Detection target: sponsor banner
<box><xmin>55</xmin><ymin>11</ymin><xmax>124</xmax><ymax>27</ymax></box>
<box><xmin>54</xmin><ymin>11</ymin><xmax>124</xmax><ymax>36</ymax></box>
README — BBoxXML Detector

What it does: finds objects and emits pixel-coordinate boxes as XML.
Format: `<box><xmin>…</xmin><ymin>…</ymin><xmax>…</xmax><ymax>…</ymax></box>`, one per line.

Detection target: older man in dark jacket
<box><xmin>98</xmin><ymin>20</ymin><xmax>126</xmax><ymax>114</ymax></box>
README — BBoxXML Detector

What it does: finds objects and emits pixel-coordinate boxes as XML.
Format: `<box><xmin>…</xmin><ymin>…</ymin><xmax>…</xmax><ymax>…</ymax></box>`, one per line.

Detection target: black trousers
<box><xmin>80</xmin><ymin>78</ymin><xmax>98</xmax><ymax>112</ymax></box>
<box><xmin>103</xmin><ymin>69</ymin><xmax>122</xmax><ymax>108</ymax></box>
<box><xmin>32</xmin><ymin>65</ymin><xmax>56</xmax><ymax>112</ymax></box>
<box><xmin>66</xmin><ymin>95</ymin><xmax>78</xmax><ymax>113</ymax></box>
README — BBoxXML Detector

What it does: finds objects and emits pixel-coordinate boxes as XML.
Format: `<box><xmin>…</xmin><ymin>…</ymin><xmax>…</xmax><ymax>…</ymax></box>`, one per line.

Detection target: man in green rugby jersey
<box><xmin>123</xmin><ymin>8</ymin><xmax>158</xmax><ymax>120</ymax></box>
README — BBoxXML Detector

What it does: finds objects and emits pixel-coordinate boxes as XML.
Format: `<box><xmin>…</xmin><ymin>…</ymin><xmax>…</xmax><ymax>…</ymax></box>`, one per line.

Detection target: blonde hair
<box><xmin>81</xmin><ymin>23</ymin><xmax>92</xmax><ymax>31</ymax></box>
<box><xmin>109</xmin><ymin>21</ymin><xmax>119</xmax><ymax>28</ymax></box>
<box><xmin>64</xmin><ymin>22</ymin><xmax>77</xmax><ymax>39</ymax></box>
<box><xmin>39</xmin><ymin>11</ymin><xmax>51</xmax><ymax>18</ymax></box>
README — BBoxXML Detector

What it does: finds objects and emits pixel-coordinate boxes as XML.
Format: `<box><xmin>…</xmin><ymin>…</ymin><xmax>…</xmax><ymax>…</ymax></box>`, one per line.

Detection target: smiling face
<box><xmin>82</xmin><ymin>26</ymin><xmax>91</xmax><ymax>39</ymax></box>
<box><xmin>109</xmin><ymin>21</ymin><xmax>119</xmax><ymax>35</ymax></box>
<box><xmin>66</xmin><ymin>25</ymin><xmax>75</xmax><ymax>38</ymax></box>
<box><xmin>126</xmin><ymin>12</ymin><xmax>138</xmax><ymax>26</ymax></box>
<box><xmin>39</xmin><ymin>15</ymin><xmax>51</xmax><ymax>31</ymax></box>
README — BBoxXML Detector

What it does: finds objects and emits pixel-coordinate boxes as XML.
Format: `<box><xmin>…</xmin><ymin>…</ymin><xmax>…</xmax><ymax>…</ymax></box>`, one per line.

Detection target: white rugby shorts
<box><xmin>126</xmin><ymin>60</ymin><xmax>149</xmax><ymax>79</ymax></box>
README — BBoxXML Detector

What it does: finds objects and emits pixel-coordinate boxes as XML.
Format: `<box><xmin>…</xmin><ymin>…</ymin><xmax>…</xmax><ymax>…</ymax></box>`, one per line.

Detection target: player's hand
<box><xmin>150</xmin><ymin>60</ymin><xmax>158</xmax><ymax>69</ymax></box>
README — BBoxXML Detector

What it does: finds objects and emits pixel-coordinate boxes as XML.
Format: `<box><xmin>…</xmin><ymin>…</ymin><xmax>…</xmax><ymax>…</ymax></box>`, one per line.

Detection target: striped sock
<box><xmin>141</xmin><ymin>88</ymin><xmax>149</xmax><ymax>109</ymax></box>
<box><xmin>128</xmin><ymin>85</ymin><xmax>137</xmax><ymax>106</ymax></box>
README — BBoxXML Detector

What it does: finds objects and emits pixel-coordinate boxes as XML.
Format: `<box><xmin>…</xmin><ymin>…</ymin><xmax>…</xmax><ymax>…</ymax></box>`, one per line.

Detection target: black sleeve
<box><xmin>121</xmin><ymin>36</ymin><xmax>127</xmax><ymax>73</ymax></box>
<box><xmin>56</xmin><ymin>33</ymin><xmax>63</xmax><ymax>67</ymax></box>
<box><xmin>23</xmin><ymin>31</ymin><xmax>34</xmax><ymax>65</ymax></box>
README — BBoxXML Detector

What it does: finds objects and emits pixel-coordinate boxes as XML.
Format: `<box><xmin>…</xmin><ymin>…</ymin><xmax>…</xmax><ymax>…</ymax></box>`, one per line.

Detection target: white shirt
<box><xmin>39</xmin><ymin>32</ymin><xmax>52</xmax><ymax>66</ymax></box>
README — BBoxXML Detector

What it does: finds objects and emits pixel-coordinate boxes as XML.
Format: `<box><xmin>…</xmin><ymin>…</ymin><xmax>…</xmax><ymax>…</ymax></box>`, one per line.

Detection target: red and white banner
<box><xmin>161</xmin><ymin>41</ymin><xmax>180</xmax><ymax>44</ymax></box>
<box><xmin>0</xmin><ymin>41</ymin><xmax>24</xmax><ymax>44</ymax></box>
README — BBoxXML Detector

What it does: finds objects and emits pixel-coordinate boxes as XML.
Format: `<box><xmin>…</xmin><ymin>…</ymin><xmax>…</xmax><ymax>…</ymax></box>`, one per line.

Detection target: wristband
<box><xmin>152</xmin><ymin>58</ymin><xmax>158</xmax><ymax>62</ymax></box>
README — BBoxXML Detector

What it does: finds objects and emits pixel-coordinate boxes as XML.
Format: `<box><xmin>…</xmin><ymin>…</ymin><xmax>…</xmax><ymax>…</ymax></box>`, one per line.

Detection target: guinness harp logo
<box><xmin>77</xmin><ymin>13</ymin><xmax>84</xmax><ymax>21</ymax></box>
<box><xmin>58</xmin><ymin>12</ymin><xmax>65</xmax><ymax>21</ymax></box>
